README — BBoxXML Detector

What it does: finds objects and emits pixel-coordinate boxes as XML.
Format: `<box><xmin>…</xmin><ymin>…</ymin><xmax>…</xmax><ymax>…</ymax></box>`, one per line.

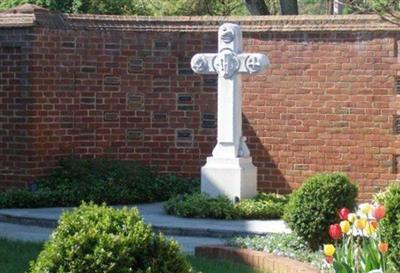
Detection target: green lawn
<box><xmin>0</xmin><ymin>238</ymin><xmax>266</xmax><ymax>273</ymax></box>
<box><xmin>0</xmin><ymin>238</ymin><xmax>43</xmax><ymax>273</ymax></box>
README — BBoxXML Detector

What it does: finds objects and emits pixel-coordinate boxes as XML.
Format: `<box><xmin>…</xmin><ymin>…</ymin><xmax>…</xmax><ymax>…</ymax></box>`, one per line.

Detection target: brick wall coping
<box><xmin>195</xmin><ymin>245</ymin><xmax>319</xmax><ymax>273</ymax></box>
<box><xmin>1</xmin><ymin>4</ymin><xmax>400</xmax><ymax>32</ymax></box>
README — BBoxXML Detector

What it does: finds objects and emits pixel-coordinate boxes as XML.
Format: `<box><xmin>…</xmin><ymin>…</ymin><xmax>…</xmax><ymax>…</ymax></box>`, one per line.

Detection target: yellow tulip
<box><xmin>340</xmin><ymin>220</ymin><xmax>351</xmax><ymax>234</ymax></box>
<box><xmin>348</xmin><ymin>213</ymin><xmax>357</xmax><ymax>223</ymax></box>
<box><xmin>324</xmin><ymin>244</ymin><xmax>336</xmax><ymax>257</ymax></box>
<box><xmin>359</xmin><ymin>203</ymin><xmax>372</xmax><ymax>215</ymax></box>
<box><xmin>355</xmin><ymin>218</ymin><xmax>367</xmax><ymax>230</ymax></box>
<box><xmin>364</xmin><ymin>222</ymin><xmax>376</xmax><ymax>235</ymax></box>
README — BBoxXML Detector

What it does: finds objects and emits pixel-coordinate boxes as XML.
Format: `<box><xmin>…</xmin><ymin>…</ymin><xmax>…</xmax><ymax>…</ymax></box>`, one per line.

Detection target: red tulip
<box><xmin>372</xmin><ymin>205</ymin><xmax>386</xmax><ymax>220</ymax></box>
<box><xmin>338</xmin><ymin>208</ymin><xmax>350</xmax><ymax>220</ymax></box>
<box><xmin>378</xmin><ymin>242</ymin><xmax>389</xmax><ymax>254</ymax></box>
<box><xmin>325</xmin><ymin>256</ymin><xmax>334</xmax><ymax>264</ymax></box>
<box><xmin>329</xmin><ymin>224</ymin><xmax>342</xmax><ymax>240</ymax></box>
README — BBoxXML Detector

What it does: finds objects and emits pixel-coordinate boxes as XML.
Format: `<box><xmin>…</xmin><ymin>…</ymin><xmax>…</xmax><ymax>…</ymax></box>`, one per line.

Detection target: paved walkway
<box><xmin>0</xmin><ymin>222</ymin><xmax>224</xmax><ymax>254</ymax></box>
<box><xmin>0</xmin><ymin>202</ymin><xmax>290</xmax><ymax>253</ymax></box>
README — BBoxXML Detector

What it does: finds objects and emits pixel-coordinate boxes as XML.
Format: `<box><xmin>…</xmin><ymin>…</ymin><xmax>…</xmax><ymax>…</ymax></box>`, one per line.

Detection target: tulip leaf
<box><xmin>334</xmin><ymin>261</ymin><xmax>354</xmax><ymax>273</ymax></box>
<box><xmin>342</xmin><ymin>263</ymin><xmax>354</xmax><ymax>273</ymax></box>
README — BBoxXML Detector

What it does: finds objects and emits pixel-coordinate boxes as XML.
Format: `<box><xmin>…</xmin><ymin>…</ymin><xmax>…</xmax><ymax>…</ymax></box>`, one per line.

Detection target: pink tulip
<box><xmin>372</xmin><ymin>205</ymin><xmax>386</xmax><ymax>220</ymax></box>
<box><xmin>338</xmin><ymin>208</ymin><xmax>350</xmax><ymax>220</ymax></box>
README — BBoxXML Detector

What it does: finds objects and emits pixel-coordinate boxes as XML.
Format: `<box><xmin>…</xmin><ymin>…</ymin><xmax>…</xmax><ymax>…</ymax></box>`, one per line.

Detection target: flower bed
<box><xmin>229</xmin><ymin>234</ymin><xmax>323</xmax><ymax>270</ymax></box>
<box><xmin>322</xmin><ymin>203</ymin><xmax>396</xmax><ymax>273</ymax></box>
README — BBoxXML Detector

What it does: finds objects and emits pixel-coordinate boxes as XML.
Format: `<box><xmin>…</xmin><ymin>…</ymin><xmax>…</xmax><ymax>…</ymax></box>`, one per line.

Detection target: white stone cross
<box><xmin>191</xmin><ymin>23</ymin><xmax>269</xmax><ymax>200</ymax></box>
<box><xmin>191</xmin><ymin>23</ymin><xmax>269</xmax><ymax>159</ymax></box>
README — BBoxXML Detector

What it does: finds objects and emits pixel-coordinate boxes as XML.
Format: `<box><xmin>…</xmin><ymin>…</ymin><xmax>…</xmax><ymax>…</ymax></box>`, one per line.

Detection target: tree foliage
<box><xmin>0</xmin><ymin>0</ymin><xmax>248</xmax><ymax>15</ymax></box>
<box><xmin>342</xmin><ymin>0</ymin><xmax>400</xmax><ymax>14</ymax></box>
<box><xmin>0</xmin><ymin>0</ymin><xmax>151</xmax><ymax>14</ymax></box>
<box><xmin>149</xmin><ymin>0</ymin><xmax>248</xmax><ymax>16</ymax></box>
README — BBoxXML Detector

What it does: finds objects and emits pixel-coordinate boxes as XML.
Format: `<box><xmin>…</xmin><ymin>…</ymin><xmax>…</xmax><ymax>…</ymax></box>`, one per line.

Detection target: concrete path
<box><xmin>0</xmin><ymin>202</ymin><xmax>290</xmax><ymax>238</ymax></box>
<box><xmin>0</xmin><ymin>222</ymin><xmax>224</xmax><ymax>254</ymax></box>
<box><xmin>0</xmin><ymin>202</ymin><xmax>290</xmax><ymax>253</ymax></box>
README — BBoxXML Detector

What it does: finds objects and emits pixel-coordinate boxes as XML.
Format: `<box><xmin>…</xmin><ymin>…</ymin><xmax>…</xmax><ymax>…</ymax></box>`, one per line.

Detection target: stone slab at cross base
<box><xmin>201</xmin><ymin>157</ymin><xmax>257</xmax><ymax>201</ymax></box>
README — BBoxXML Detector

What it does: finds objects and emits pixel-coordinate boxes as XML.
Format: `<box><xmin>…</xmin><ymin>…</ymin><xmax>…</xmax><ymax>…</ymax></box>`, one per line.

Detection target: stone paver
<box><xmin>0</xmin><ymin>203</ymin><xmax>290</xmax><ymax>238</ymax></box>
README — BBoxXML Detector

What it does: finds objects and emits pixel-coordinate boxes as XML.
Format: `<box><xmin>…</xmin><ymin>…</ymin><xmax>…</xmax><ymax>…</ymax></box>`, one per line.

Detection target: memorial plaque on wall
<box><xmin>104</xmin><ymin>75</ymin><xmax>120</xmax><ymax>92</ymax></box>
<box><xmin>394</xmin><ymin>115</ymin><xmax>400</xmax><ymax>134</ymax></box>
<box><xmin>175</xmin><ymin>129</ymin><xmax>193</xmax><ymax>147</ymax></box>
<box><xmin>127</xmin><ymin>129</ymin><xmax>143</xmax><ymax>141</ymax></box>
<box><xmin>128</xmin><ymin>58</ymin><xmax>144</xmax><ymax>73</ymax></box>
<box><xmin>153</xmin><ymin>41</ymin><xmax>171</xmax><ymax>57</ymax></box>
<box><xmin>127</xmin><ymin>93</ymin><xmax>144</xmax><ymax>110</ymax></box>
<box><xmin>202</xmin><ymin>113</ymin><xmax>216</xmax><ymax>128</ymax></box>
<box><xmin>104</xmin><ymin>76</ymin><xmax>120</xmax><ymax>85</ymax></box>
<box><xmin>396</xmin><ymin>77</ymin><xmax>400</xmax><ymax>94</ymax></box>
<box><xmin>393</xmin><ymin>155</ymin><xmax>400</xmax><ymax>174</ymax></box>
<box><xmin>177</xmin><ymin>94</ymin><xmax>193</xmax><ymax>111</ymax></box>
<box><xmin>152</xmin><ymin>112</ymin><xmax>168</xmax><ymax>122</ymax></box>
<box><xmin>104</xmin><ymin>111</ymin><xmax>119</xmax><ymax>122</ymax></box>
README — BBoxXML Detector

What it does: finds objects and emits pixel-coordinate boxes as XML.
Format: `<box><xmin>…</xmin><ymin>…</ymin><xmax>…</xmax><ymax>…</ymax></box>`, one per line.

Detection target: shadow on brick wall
<box><xmin>243</xmin><ymin>115</ymin><xmax>290</xmax><ymax>194</ymax></box>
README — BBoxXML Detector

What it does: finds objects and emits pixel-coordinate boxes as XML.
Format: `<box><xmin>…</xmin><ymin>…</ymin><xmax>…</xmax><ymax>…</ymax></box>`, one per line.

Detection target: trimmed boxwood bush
<box><xmin>29</xmin><ymin>203</ymin><xmax>193</xmax><ymax>273</ymax></box>
<box><xmin>283</xmin><ymin>173</ymin><xmax>358</xmax><ymax>250</ymax></box>
<box><xmin>164</xmin><ymin>192</ymin><xmax>289</xmax><ymax>220</ymax></box>
<box><xmin>378</xmin><ymin>183</ymin><xmax>400</xmax><ymax>271</ymax></box>
<box><xmin>0</xmin><ymin>157</ymin><xmax>199</xmax><ymax>208</ymax></box>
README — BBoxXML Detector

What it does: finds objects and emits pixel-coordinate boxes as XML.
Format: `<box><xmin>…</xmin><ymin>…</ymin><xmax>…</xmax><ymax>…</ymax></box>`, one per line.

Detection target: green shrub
<box><xmin>378</xmin><ymin>183</ymin><xmax>400</xmax><ymax>271</ymax></box>
<box><xmin>236</xmin><ymin>193</ymin><xmax>289</xmax><ymax>219</ymax></box>
<box><xmin>164</xmin><ymin>192</ymin><xmax>289</xmax><ymax>220</ymax></box>
<box><xmin>29</xmin><ymin>202</ymin><xmax>193</xmax><ymax>273</ymax></box>
<box><xmin>283</xmin><ymin>173</ymin><xmax>358</xmax><ymax>250</ymax></box>
<box><xmin>165</xmin><ymin>193</ymin><xmax>238</xmax><ymax>219</ymax></box>
<box><xmin>0</xmin><ymin>157</ymin><xmax>199</xmax><ymax>208</ymax></box>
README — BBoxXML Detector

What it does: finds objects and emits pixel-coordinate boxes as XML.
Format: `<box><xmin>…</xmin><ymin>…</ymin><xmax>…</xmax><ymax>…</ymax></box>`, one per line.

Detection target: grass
<box><xmin>188</xmin><ymin>256</ymin><xmax>267</xmax><ymax>273</ymax></box>
<box><xmin>0</xmin><ymin>238</ymin><xmax>43</xmax><ymax>273</ymax></box>
<box><xmin>0</xmin><ymin>237</ymin><xmax>267</xmax><ymax>273</ymax></box>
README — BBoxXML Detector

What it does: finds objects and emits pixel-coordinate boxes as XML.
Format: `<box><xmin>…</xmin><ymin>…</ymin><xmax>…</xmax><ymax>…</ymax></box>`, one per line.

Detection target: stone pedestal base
<box><xmin>201</xmin><ymin>157</ymin><xmax>257</xmax><ymax>201</ymax></box>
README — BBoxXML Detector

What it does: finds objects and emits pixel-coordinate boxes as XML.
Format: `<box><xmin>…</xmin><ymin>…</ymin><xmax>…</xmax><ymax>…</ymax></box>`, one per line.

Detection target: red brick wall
<box><xmin>1</xmin><ymin>13</ymin><xmax>400</xmax><ymax>200</ymax></box>
<box><xmin>0</xmin><ymin>28</ymin><xmax>35</xmax><ymax>189</ymax></box>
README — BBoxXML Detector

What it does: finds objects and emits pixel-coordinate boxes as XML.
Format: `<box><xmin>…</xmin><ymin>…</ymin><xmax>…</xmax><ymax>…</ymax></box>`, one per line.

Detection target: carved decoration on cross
<box><xmin>191</xmin><ymin>23</ymin><xmax>270</xmax><ymax>159</ymax></box>
<box><xmin>191</xmin><ymin>24</ymin><xmax>269</xmax><ymax>79</ymax></box>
